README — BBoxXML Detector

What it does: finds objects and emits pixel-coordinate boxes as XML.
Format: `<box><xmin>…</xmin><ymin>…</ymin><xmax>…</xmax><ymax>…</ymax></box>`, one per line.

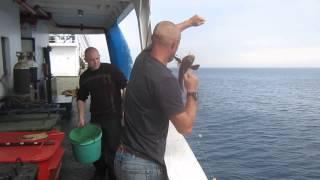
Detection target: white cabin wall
<box><xmin>21</xmin><ymin>24</ymin><xmax>33</xmax><ymax>38</ymax></box>
<box><xmin>50</xmin><ymin>46</ymin><xmax>79</xmax><ymax>77</ymax></box>
<box><xmin>0</xmin><ymin>0</ymin><xmax>21</xmax><ymax>89</ymax></box>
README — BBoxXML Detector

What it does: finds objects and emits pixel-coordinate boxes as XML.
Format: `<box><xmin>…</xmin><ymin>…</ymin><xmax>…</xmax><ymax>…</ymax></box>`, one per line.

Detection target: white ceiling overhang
<box><xmin>17</xmin><ymin>0</ymin><xmax>134</xmax><ymax>33</ymax></box>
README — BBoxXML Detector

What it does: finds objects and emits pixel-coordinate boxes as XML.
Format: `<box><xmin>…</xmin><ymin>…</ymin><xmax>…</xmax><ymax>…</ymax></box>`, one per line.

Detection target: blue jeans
<box><xmin>114</xmin><ymin>150</ymin><xmax>167</xmax><ymax>180</ymax></box>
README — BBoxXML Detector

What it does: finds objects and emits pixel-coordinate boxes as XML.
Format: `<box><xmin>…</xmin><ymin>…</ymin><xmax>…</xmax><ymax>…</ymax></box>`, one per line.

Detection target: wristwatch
<box><xmin>187</xmin><ymin>92</ymin><xmax>198</xmax><ymax>101</ymax></box>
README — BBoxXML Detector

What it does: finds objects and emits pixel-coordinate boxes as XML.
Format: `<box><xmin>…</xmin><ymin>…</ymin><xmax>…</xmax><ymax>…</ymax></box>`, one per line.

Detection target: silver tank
<box><xmin>26</xmin><ymin>52</ymin><xmax>38</xmax><ymax>83</ymax></box>
<box><xmin>14</xmin><ymin>52</ymin><xmax>31</xmax><ymax>94</ymax></box>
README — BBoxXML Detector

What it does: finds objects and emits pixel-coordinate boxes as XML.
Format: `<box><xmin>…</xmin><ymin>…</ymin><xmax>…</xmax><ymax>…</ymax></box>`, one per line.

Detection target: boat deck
<box><xmin>59</xmin><ymin>98</ymin><xmax>207</xmax><ymax>180</ymax></box>
<box><xmin>59</xmin><ymin>99</ymin><xmax>94</xmax><ymax>180</ymax></box>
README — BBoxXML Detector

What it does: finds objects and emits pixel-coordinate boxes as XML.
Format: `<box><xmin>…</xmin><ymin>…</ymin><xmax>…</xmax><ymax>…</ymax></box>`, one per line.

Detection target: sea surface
<box><xmin>183</xmin><ymin>68</ymin><xmax>320</xmax><ymax>180</ymax></box>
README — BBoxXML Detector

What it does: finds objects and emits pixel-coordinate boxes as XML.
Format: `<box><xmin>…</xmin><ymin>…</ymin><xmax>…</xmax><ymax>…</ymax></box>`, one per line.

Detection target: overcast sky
<box><xmin>98</xmin><ymin>0</ymin><xmax>320</xmax><ymax>68</ymax></box>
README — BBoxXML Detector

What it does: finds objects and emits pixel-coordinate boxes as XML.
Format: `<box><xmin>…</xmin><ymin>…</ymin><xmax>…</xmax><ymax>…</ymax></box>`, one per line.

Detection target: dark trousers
<box><xmin>91</xmin><ymin>114</ymin><xmax>121</xmax><ymax>180</ymax></box>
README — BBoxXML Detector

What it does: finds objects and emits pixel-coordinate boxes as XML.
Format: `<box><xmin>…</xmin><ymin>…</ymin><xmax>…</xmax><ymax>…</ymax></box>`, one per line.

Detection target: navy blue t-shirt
<box><xmin>121</xmin><ymin>49</ymin><xmax>184</xmax><ymax>166</ymax></box>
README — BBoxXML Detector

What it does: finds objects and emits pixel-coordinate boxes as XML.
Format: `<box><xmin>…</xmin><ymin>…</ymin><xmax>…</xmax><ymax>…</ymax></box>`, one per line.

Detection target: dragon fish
<box><xmin>174</xmin><ymin>55</ymin><xmax>200</xmax><ymax>90</ymax></box>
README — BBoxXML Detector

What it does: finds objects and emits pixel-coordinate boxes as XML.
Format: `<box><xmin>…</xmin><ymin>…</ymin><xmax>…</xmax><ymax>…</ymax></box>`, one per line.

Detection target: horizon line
<box><xmin>169</xmin><ymin>67</ymin><xmax>320</xmax><ymax>69</ymax></box>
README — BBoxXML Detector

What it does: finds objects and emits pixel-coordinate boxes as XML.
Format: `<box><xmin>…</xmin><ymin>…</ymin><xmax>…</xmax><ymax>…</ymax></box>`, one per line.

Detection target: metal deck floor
<box><xmin>59</xmin><ymin>99</ymin><xmax>94</xmax><ymax>180</ymax></box>
<box><xmin>58</xmin><ymin>98</ymin><xmax>208</xmax><ymax>180</ymax></box>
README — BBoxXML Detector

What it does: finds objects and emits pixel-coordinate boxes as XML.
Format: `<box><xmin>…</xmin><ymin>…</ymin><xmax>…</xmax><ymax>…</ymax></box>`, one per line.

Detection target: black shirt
<box><xmin>77</xmin><ymin>63</ymin><xmax>127</xmax><ymax>117</ymax></box>
<box><xmin>121</xmin><ymin>49</ymin><xmax>184</xmax><ymax>165</ymax></box>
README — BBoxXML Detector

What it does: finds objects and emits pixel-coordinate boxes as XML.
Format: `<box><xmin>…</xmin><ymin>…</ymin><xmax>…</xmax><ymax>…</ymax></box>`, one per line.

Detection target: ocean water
<box><xmin>184</xmin><ymin>68</ymin><xmax>320</xmax><ymax>180</ymax></box>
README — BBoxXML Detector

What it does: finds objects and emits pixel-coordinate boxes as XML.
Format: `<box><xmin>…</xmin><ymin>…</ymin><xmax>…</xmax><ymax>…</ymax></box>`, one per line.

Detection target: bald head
<box><xmin>84</xmin><ymin>47</ymin><xmax>100</xmax><ymax>70</ymax></box>
<box><xmin>85</xmin><ymin>47</ymin><xmax>99</xmax><ymax>58</ymax></box>
<box><xmin>152</xmin><ymin>21</ymin><xmax>181</xmax><ymax>46</ymax></box>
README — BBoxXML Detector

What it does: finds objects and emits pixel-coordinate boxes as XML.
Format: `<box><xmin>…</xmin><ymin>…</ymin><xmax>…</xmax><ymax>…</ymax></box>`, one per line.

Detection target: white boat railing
<box><xmin>165</xmin><ymin>122</ymin><xmax>208</xmax><ymax>180</ymax></box>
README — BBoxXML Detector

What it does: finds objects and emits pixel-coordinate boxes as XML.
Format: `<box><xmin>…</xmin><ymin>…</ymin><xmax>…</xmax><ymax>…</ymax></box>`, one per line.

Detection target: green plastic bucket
<box><xmin>69</xmin><ymin>124</ymin><xmax>102</xmax><ymax>163</ymax></box>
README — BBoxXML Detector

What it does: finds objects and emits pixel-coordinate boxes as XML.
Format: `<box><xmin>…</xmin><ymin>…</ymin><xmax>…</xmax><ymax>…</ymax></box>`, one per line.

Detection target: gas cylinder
<box><xmin>14</xmin><ymin>52</ymin><xmax>30</xmax><ymax>94</ymax></box>
<box><xmin>26</xmin><ymin>52</ymin><xmax>38</xmax><ymax>83</ymax></box>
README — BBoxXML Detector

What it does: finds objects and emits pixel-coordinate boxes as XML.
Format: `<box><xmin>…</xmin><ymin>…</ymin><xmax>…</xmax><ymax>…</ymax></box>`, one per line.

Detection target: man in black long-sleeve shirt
<box><xmin>77</xmin><ymin>47</ymin><xmax>127</xmax><ymax>180</ymax></box>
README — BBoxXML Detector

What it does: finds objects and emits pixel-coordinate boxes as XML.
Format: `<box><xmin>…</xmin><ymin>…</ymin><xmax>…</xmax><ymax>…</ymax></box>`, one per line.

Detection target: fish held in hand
<box><xmin>176</xmin><ymin>55</ymin><xmax>200</xmax><ymax>90</ymax></box>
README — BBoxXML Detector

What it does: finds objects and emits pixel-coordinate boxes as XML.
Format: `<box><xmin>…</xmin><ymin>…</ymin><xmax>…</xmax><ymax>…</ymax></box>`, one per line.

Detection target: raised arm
<box><xmin>176</xmin><ymin>15</ymin><xmax>205</xmax><ymax>32</ymax></box>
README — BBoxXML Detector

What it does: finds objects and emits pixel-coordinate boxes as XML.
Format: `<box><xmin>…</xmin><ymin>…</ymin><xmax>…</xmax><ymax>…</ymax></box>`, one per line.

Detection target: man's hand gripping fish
<box><xmin>175</xmin><ymin>55</ymin><xmax>200</xmax><ymax>90</ymax></box>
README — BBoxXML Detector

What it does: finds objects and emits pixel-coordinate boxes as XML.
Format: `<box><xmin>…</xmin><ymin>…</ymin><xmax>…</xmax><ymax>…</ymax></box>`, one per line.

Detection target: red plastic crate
<box><xmin>0</xmin><ymin>130</ymin><xmax>65</xmax><ymax>180</ymax></box>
